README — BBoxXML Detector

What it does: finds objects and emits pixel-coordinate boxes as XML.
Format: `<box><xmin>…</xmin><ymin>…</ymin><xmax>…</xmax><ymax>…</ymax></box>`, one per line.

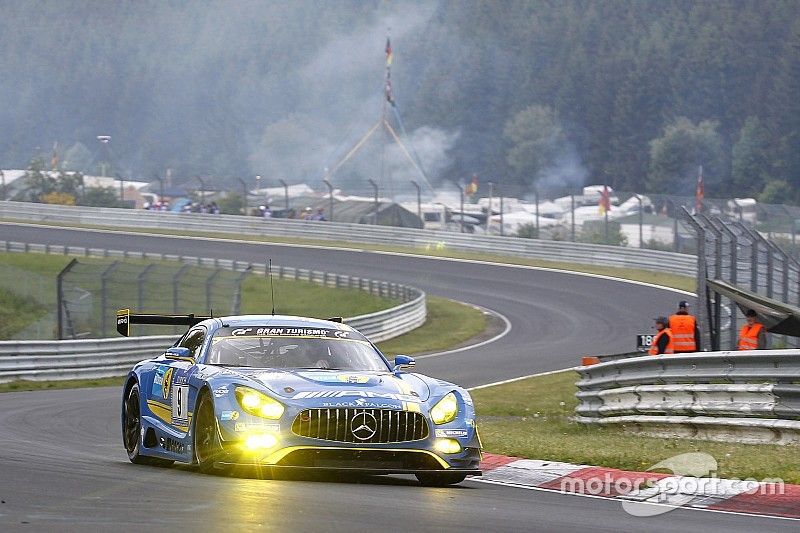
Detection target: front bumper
<box><xmin>216</xmin><ymin>440</ymin><xmax>482</xmax><ymax>475</ymax></box>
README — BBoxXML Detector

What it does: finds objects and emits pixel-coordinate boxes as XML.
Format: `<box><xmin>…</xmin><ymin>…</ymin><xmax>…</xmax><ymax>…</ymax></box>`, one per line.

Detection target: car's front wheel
<box><xmin>193</xmin><ymin>392</ymin><xmax>225</xmax><ymax>474</ymax></box>
<box><xmin>123</xmin><ymin>382</ymin><xmax>173</xmax><ymax>466</ymax></box>
<box><xmin>415</xmin><ymin>472</ymin><xmax>468</xmax><ymax>487</ymax></box>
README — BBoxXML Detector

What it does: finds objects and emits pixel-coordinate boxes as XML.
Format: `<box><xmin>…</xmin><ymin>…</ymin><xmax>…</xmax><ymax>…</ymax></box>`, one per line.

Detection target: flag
<box><xmin>385</xmin><ymin>76</ymin><xmax>395</xmax><ymax>106</ymax></box>
<box><xmin>598</xmin><ymin>184</ymin><xmax>611</xmax><ymax>215</ymax></box>
<box><xmin>695</xmin><ymin>166</ymin><xmax>704</xmax><ymax>214</ymax></box>
<box><xmin>385</xmin><ymin>37</ymin><xmax>393</xmax><ymax>66</ymax></box>
<box><xmin>465</xmin><ymin>174</ymin><xmax>478</xmax><ymax>196</ymax></box>
<box><xmin>50</xmin><ymin>142</ymin><xmax>59</xmax><ymax>171</ymax></box>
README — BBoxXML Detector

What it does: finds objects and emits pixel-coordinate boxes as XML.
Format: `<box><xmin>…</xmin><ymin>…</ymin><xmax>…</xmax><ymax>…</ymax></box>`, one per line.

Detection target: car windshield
<box><xmin>207</xmin><ymin>327</ymin><xmax>389</xmax><ymax>371</ymax></box>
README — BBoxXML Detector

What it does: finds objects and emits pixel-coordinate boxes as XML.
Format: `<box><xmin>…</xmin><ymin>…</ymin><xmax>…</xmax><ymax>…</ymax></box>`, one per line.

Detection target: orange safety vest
<box><xmin>738</xmin><ymin>322</ymin><xmax>764</xmax><ymax>351</ymax></box>
<box><xmin>649</xmin><ymin>328</ymin><xmax>675</xmax><ymax>355</ymax></box>
<box><xmin>669</xmin><ymin>314</ymin><xmax>697</xmax><ymax>352</ymax></box>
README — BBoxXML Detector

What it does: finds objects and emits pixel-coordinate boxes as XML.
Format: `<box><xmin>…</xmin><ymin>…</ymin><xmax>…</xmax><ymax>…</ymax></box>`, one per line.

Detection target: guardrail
<box><xmin>575</xmin><ymin>350</ymin><xmax>800</xmax><ymax>444</ymax></box>
<box><xmin>0</xmin><ymin>241</ymin><xmax>426</xmax><ymax>382</ymax></box>
<box><xmin>0</xmin><ymin>201</ymin><xmax>697</xmax><ymax>276</ymax></box>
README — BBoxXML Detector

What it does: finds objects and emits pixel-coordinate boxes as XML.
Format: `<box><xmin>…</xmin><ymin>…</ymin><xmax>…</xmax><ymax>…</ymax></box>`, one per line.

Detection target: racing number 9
<box><xmin>172</xmin><ymin>385</ymin><xmax>190</xmax><ymax>420</ymax></box>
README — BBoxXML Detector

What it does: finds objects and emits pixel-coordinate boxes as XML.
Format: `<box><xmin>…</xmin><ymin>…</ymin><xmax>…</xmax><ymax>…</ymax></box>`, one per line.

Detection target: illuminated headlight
<box><xmin>235</xmin><ymin>387</ymin><xmax>285</xmax><ymax>419</ymax></box>
<box><xmin>244</xmin><ymin>433</ymin><xmax>278</xmax><ymax>451</ymax></box>
<box><xmin>430</xmin><ymin>392</ymin><xmax>459</xmax><ymax>425</ymax></box>
<box><xmin>434</xmin><ymin>438</ymin><xmax>462</xmax><ymax>455</ymax></box>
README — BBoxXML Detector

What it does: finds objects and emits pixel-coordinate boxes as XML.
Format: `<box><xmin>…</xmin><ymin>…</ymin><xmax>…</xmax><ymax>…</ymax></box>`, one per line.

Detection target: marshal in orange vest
<box><xmin>649</xmin><ymin>328</ymin><xmax>674</xmax><ymax>355</ymax></box>
<box><xmin>738</xmin><ymin>322</ymin><xmax>765</xmax><ymax>350</ymax></box>
<box><xmin>668</xmin><ymin>314</ymin><xmax>697</xmax><ymax>352</ymax></box>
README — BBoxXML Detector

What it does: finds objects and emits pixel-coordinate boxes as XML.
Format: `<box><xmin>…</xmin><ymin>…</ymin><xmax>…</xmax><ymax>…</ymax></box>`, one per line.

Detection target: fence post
<box><xmin>56</xmin><ymin>258</ymin><xmax>79</xmax><ymax>340</ymax></box>
<box><xmin>137</xmin><ymin>264</ymin><xmax>156</xmax><ymax>311</ymax></box>
<box><xmin>231</xmin><ymin>266</ymin><xmax>252</xmax><ymax>315</ymax></box>
<box><xmin>100</xmin><ymin>261</ymin><xmax>121</xmax><ymax>337</ymax></box>
<box><xmin>717</xmin><ymin>220</ymin><xmax>739</xmax><ymax>350</ymax></box>
<box><xmin>205</xmin><ymin>269</ymin><xmax>222</xmax><ymax>312</ymax></box>
<box><xmin>172</xmin><ymin>264</ymin><xmax>191</xmax><ymax>314</ymax></box>
<box><xmin>682</xmin><ymin>208</ymin><xmax>712</xmax><ymax>350</ymax></box>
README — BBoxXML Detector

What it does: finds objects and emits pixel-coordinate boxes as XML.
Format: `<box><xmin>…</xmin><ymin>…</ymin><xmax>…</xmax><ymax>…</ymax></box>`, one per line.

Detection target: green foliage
<box><xmin>732</xmin><ymin>116</ymin><xmax>772</xmax><ymax>195</ymax></box>
<box><xmin>647</xmin><ymin>117</ymin><xmax>724</xmax><ymax>193</ymax></box>
<box><xmin>217</xmin><ymin>193</ymin><xmax>245</xmax><ymax>215</ymax></box>
<box><xmin>579</xmin><ymin>221</ymin><xmax>628</xmax><ymax>246</ymax></box>
<box><xmin>80</xmin><ymin>187</ymin><xmax>120</xmax><ymax>207</ymax></box>
<box><xmin>759</xmin><ymin>180</ymin><xmax>796</xmax><ymax>204</ymax></box>
<box><xmin>503</xmin><ymin>105</ymin><xmax>566</xmax><ymax>189</ymax></box>
<box><xmin>0</xmin><ymin>2</ymin><xmax>799</xmax><ymax>200</ymax></box>
<box><xmin>515</xmin><ymin>222</ymin><xmax>539</xmax><ymax>239</ymax></box>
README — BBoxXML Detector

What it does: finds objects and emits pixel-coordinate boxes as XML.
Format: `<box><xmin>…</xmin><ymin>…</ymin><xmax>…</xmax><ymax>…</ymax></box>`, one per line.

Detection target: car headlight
<box><xmin>235</xmin><ymin>386</ymin><xmax>285</xmax><ymax>419</ymax></box>
<box><xmin>430</xmin><ymin>392</ymin><xmax>459</xmax><ymax>424</ymax></box>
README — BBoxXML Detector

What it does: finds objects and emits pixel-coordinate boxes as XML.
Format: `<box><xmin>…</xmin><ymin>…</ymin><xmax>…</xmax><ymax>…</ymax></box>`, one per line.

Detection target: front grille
<box><xmin>292</xmin><ymin>408</ymin><xmax>429</xmax><ymax>443</ymax></box>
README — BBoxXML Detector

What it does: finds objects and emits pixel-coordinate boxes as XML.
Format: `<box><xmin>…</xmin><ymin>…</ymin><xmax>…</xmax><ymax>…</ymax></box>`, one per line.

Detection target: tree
<box><xmin>217</xmin><ymin>193</ymin><xmax>245</xmax><ymax>215</ymax></box>
<box><xmin>61</xmin><ymin>142</ymin><xmax>93</xmax><ymax>172</ymax></box>
<box><xmin>758</xmin><ymin>180</ymin><xmax>795</xmax><ymax>205</ymax></box>
<box><xmin>18</xmin><ymin>158</ymin><xmax>56</xmax><ymax>202</ymax></box>
<box><xmin>647</xmin><ymin>117</ymin><xmax>725</xmax><ymax>194</ymax></box>
<box><xmin>504</xmin><ymin>105</ymin><xmax>567</xmax><ymax>190</ymax></box>
<box><xmin>731</xmin><ymin>116</ymin><xmax>771</xmax><ymax>196</ymax></box>
<box><xmin>80</xmin><ymin>187</ymin><xmax>120</xmax><ymax>207</ymax></box>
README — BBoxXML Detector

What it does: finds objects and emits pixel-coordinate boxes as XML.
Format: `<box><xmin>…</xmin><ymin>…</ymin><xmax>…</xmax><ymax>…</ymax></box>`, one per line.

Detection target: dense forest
<box><xmin>1</xmin><ymin>0</ymin><xmax>798</xmax><ymax>201</ymax></box>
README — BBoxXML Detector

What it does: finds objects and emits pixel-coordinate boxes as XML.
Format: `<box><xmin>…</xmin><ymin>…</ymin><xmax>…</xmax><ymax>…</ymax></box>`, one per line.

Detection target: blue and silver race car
<box><xmin>117</xmin><ymin>309</ymin><xmax>482</xmax><ymax>486</ymax></box>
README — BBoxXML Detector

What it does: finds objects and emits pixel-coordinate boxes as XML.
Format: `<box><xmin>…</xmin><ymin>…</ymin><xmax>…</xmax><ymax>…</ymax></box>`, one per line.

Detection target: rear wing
<box><xmin>116</xmin><ymin>308</ymin><xmax>211</xmax><ymax>337</ymax></box>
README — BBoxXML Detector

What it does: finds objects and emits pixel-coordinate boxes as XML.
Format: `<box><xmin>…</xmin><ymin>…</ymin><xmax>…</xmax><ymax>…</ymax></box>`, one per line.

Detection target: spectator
<box><xmin>301</xmin><ymin>206</ymin><xmax>313</xmax><ymax>220</ymax></box>
<box><xmin>311</xmin><ymin>207</ymin><xmax>326</xmax><ymax>221</ymax></box>
<box><xmin>738</xmin><ymin>309</ymin><xmax>767</xmax><ymax>350</ymax></box>
<box><xmin>261</xmin><ymin>204</ymin><xmax>272</xmax><ymax>218</ymax></box>
<box><xmin>668</xmin><ymin>300</ymin><xmax>701</xmax><ymax>353</ymax></box>
<box><xmin>648</xmin><ymin>317</ymin><xmax>674</xmax><ymax>355</ymax></box>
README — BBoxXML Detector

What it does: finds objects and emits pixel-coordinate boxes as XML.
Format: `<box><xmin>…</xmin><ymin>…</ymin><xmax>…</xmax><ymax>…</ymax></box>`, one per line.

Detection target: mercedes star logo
<box><xmin>350</xmin><ymin>411</ymin><xmax>378</xmax><ymax>441</ymax></box>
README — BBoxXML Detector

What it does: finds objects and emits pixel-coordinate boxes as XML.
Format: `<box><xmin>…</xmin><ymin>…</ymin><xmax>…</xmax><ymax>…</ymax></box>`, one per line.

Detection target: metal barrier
<box><xmin>0</xmin><ymin>242</ymin><xmax>426</xmax><ymax>382</ymax></box>
<box><xmin>575</xmin><ymin>350</ymin><xmax>800</xmax><ymax>444</ymax></box>
<box><xmin>0</xmin><ymin>202</ymin><xmax>697</xmax><ymax>276</ymax></box>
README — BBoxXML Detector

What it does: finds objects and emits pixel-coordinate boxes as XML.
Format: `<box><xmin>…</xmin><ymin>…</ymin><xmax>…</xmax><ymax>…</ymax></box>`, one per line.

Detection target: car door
<box><xmin>149</xmin><ymin>327</ymin><xmax>206</xmax><ymax>430</ymax></box>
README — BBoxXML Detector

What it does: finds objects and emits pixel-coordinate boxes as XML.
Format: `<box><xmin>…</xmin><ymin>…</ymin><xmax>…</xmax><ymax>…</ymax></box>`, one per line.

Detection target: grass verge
<box><xmin>0</xmin><ymin>251</ymin><xmax>400</xmax><ymax>338</ymax></box>
<box><xmin>0</xmin><ymin>297</ymin><xmax>486</xmax><ymax>393</ymax></box>
<box><xmin>0</xmin><ymin>288</ymin><xmax>47</xmax><ymax>339</ymax></box>
<box><xmin>472</xmin><ymin>370</ymin><xmax>800</xmax><ymax>484</ymax></box>
<box><xmin>1</xmin><ymin>218</ymin><xmax>696</xmax><ymax>292</ymax></box>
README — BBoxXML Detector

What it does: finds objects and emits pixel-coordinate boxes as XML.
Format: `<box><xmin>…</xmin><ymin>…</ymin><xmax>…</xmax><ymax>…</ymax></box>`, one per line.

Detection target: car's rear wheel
<box><xmin>415</xmin><ymin>472</ymin><xmax>468</xmax><ymax>487</ymax></box>
<box><xmin>123</xmin><ymin>382</ymin><xmax>173</xmax><ymax>466</ymax></box>
<box><xmin>193</xmin><ymin>392</ymin><xmax>225</xmax><ymax>474</ymax></box>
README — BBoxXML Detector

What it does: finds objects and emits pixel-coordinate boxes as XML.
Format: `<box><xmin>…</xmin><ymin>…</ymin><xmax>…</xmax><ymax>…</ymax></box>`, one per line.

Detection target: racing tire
<box><xmin>415</xmin><ymin>472</ymin><xmax>468</xmax><ymax>487</ymax></box>
<box><xmin>193</xmin><ymin>391</ymin><xmax>226</xmax><ymax>474</ymax></box>
<box><xmin>123</xmin><ymin>382</ymin><xmax>173</xmax><ymax>467</ymax></box>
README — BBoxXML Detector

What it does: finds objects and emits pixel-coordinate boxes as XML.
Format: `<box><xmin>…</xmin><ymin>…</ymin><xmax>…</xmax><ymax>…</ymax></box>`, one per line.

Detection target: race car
<box><xmin>118</xmin><ymin>309</ymin><xmax>482</xmax><ymax>486</ymax></box>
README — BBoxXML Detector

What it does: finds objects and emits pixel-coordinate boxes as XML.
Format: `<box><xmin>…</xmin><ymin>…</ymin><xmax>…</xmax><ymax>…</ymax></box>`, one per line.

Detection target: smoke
<box><xmin>247</xmin><ymin>5</ymin><xmax>458</xmax><ymax>196</ymax></box>
<box><xmin>535</xmin><ymin>143</ymin><xmax>588</xmax><ymax>194</ymax></box>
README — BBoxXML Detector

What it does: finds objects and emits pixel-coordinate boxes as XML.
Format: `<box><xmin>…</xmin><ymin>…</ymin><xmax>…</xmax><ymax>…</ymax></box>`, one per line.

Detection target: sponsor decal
<box><xmin>215</xmin><ymin>326</ymin><xmax>368</xmax><ymax>342</ymax></box>
<box><xmin>152</xmin><ymin>366</ymin><xmax>167</xmax><ymax>398</ymax></box>
<box><xmin>234</xmin><ymin>422</ymin><xmax>280</xmax><ymax>432</ymax></box>
<box><xmin>292</xmin><ymin>390</ymin><xmax>419</xmax><ymax>402</ymax></box>
<box><xmin>435</xmin><ymin>428</ymin><xmax>469</xmax><ymax>438</ymax></box>
<box><xmin>338</xmin><ymin>374</ymin><xmax>369</xmax><ymax>384</ymax></box>
<box><xmin>321</xmin><ymin>401</ymin><xmax>400</xmax><ymax>409</ymax></box>
<box><xmin>162</xmin><ymin>367</ymin><xmax>174</xmax><ymax>400</ymax></box>
<box><xmin>213</xmin><ymin>386</ymin><xmax>229</xmax><ymax>398</ymax></box>
<box><xmin>465</xmin><ymin>418</ymin><xmax>475</xmax><ymax>428</ymax></box>
<box><xmin>220</xmin><ymin>410</ymin><xmax>240</xmax><ymax>421</ymax></box>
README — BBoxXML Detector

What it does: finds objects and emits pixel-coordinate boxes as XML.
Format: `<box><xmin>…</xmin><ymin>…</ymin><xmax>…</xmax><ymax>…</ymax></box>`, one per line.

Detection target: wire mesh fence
<box><xmin>683</xmin><ymin>210</ymin><xmax>800</xmax><ymax>351</ymax></box>
<box><xmin>58</xmin><ymin>259</ymin><xmax>248</xmax><ymax>339</ymax></box>
<box><xmin>0</xmin><ymin>262</ymin><xmax>55</xmax><ymax>340</ymax></box>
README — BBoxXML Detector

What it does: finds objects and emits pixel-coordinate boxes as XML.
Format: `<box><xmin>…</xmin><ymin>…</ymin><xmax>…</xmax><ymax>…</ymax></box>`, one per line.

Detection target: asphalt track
<box><xmin>0</xmin><ymin>222</ymin><xmax>792</xmax><ymax>532</ymax></box>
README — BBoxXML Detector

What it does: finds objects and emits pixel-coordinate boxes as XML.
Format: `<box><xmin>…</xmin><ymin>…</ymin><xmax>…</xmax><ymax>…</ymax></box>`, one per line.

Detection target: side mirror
<box><xmin>393</xmin><ymin>355</ymin><xmax>416</xmax><ymax>372</ymax></box>
<box><xmin>165</xmin><ymin>347</ymin><xmax>192</xmax><ymax>361</ymax></box>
